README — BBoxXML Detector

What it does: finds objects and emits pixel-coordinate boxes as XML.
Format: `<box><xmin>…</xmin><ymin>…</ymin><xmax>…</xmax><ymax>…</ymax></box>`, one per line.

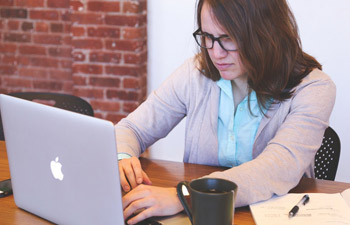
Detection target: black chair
<box><xmin>0</xmin><ymin>92</ymin><xmax>94</xmax><ymax>141</ymax></box>
<box><xmin>314</xmin><ymin>127</ymin><xmax>341</xmax><ymax>181</ymax></box>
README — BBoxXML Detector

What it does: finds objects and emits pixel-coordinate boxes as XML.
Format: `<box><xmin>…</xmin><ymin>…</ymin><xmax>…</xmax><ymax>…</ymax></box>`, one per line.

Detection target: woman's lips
<box><xmin>215</xmin><ymin>63</ymin><xmax>232</xmax><ymax>71</ymax></box>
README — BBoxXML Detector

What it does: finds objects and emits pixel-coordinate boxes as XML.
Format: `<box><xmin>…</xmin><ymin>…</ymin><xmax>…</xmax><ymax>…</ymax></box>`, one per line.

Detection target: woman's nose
<box><xmin>211</xmin><ymin>41</ymin><xmax>227</xmax><ymax>58</ymax></box>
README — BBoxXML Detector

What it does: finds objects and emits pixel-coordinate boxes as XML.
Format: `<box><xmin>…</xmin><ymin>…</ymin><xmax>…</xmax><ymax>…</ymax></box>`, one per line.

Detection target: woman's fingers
<box><xmin>142</xmin><ymin>170</ymin><xmax>152</xmax><ymax>185</ymax></box>
<box><xmin>119</xmin><ymin>162</ymin><xmax>131</xmax><ymax>192</ymax></box>
<box><xmin>122</xmin><ymin>185</ymin><xmax>184</xmax><ymax>224</ymax></box>
<box><xmin>130</xmin><ymin>157</ymin><xmax>144</xmax><ymax>185</ymax></box>
<box><xmin>119</xmin><ymin>157</ymin><xmax>152</xmax><ymax>192</ymax></box>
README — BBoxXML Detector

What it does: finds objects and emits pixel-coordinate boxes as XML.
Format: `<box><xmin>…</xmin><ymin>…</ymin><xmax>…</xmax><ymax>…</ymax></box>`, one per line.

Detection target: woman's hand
<box><xmin>119</xmin><ymin>157</ymin><xmax>152</xmax><ymax>192</ymax></box>
<box><xmin>123</xmin><ymin>185</ymin><xmax>184</xmax><ymax>224</ymax></box>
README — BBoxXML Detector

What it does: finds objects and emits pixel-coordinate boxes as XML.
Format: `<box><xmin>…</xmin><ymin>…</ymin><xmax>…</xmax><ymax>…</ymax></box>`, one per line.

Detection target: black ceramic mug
<box><xmin>177</xmin><ymin>178</ymin><xmax>238</xmax><ymax>225</ymax></box>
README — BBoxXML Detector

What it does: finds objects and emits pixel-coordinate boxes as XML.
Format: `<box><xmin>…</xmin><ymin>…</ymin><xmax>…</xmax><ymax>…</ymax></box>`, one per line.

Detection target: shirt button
<box><xmin>230</xmin><ymin>135</ymin><xmax>234</xmax><ymax>141</ymax></box>
<box><xmin>239</xmin><ymin>107</ymin><xmax>244</xmax><ymax>111</ymax></box>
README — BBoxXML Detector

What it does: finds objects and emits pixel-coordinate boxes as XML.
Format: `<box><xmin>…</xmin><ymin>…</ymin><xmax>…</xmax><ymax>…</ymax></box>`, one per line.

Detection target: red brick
<box><xmin>62</xmin><ymin>81</ymin><xmax>74</xmax><ymax>92</ymax></box>
<box><xmin>0</xmin><ymin>43</ymin><xmax>17</xmax><ymax>53</ymax></box>
<box><xmin>16</xmin><ymin>0</ymin><xmax>44</xmax><ymax>7</ymax></box>
<box><xmin>122</xmin><ymin>27</ymin><xmax>146</xmax><ymax>39</ymax></box>
<box><xmin>4</xmin><ymin>77</ymin><xmax>32</xmax><ymax>88</ymax></box>
<box><xmin>33</xmin><ymin>80</ymin><xmax>63</xmax><ymax>90</ymax></box>
<box><xmin>72</xmin><ymin>75</ymin><xmax>88</xmax><ymax>85</ymax></box>
<box><xmin>123</xmin><ymin>77</ymin><xmax>140</xmax><ymax>89</ymax></box>
<box><xmin>105</xmin><ymin>65</ymin><xmax>141</xmax><ymax>76</ymax></box>
<box><xmin>70</xmin><ymin>1</ymin><xmax>84</xmax><ymax>11</ymax></box>
<box><xmin>90</xmin><ymin>100</ymin><xmax>120</xmax><ymax>112</ymax></box>
<box><xmin>106</xmin><ymin>90</ymin><xmax>141</xmax><ymax>101</ymax></box>
<box><xmin>61</xmin><ymin>10</ymin><xmax>71</xmax><ymax>21</ymax></box>
<box><xmin>60</xmin><ymin>59</ymin><xmax>73</xmax><ymax>68</ymax></box>
<box><xmin>50</xmin><ymin>23</ymin><xmax>64</xmax><ymax>32</ymax></box>
<box><xmin>73</xmin><ymin>64</ymin><xmax>103</xmax><ymax>74</ymax></box>
<box><xmin>0</xmin><ymin>65</ymin><xmax>16</xmax><ymax>75</ymax></box>
<box><xmin>72</xmin><ymin>51</ymin><xmax>86</xmax><ymax>62</ymax></box>
<box><xmin>30</xmin><ymin>57</ymin><xmax>59</xmax><ymax>68</ymax></box>
<box><xmin>71</xmin><ymin>12</ymin><xmax>104</xmax><ymax>25</ymax></box>
<box><xmin>89</xmin><ymin>52</ymin><xmax>121</xmax><ymax>63</ymax></box>
<box><xmin>73</xmin><ymin>88</ymin><xmax>104</xmax><ymax>98</ymax></box>
<box><xmin>124</xmin><ymin>52</ymin><xmax>147</xmax><ymax>64</ymax></box>
<box><xmin>72</xmin><ymin>39</ymin><xmax>103</xmax><ymax>49</ymax></box>
<box><xmin>87</xmin><ymin>1</ymin><xmax>120</xmax><ymax>12</ymax></box>
<box><xmin>105</xmin><ymin>15</ymin><xmax>145</xmax><ymax>27</ymax></box>
<box><xmin>0</xmin><ymin>0</ymin><xmax>14</xmax><ymax>7</ymax></box>
<box><xmin>30</xmin><ymin>10</ymin><xmax>59</xmax><ymax>20</ymax></box>
<box><xmin>4</xmin><ymin>33</ymin><xmax>31</xmax><ymax>42</ymax></box>
<box><xmin>87</xmin><ymin>27</ymin><xmax>120</xmax><ymax>38</ymax></box>
<box><xmin>105</xmin><ymin>40</ymin><xmax>144</xmax><ymax>51</ymax></box>
<box><xmin>47</xmin><ymin>0</ymin><xmax>70</xmax><ymax>8</ymax></box>
<box><xmin>48</xmin><ymin>47</ymin><xmax>72</xmax><ymax>58</ymax></box>
<box><xmin>62</xmin><ymin>35</ymin><xmax>71</xmax><ymax>45</ymax></box>
<box><xmin>49</xmin><ymin>70</ymin><xmax>72</xmax><ymax>79</ymax></box>
<box><xmin>22</xmin><ymin>22</ymin><xmax>34</xmax><ymax>31</ymax></box>
<box><xmin>71</xmin><ymin>26</ymin><xmax>85</xmax><ymax>36</ymax></box>
<box><xmin>18</xmin><ymin>68</ymin><xmax>48</xmax><ymax>78</ymax></box>
<box><xmin>1</xmin><ymin>55</ymin><xmax>17</xmax><ymax>64</ymax></box>
<box><xmin>89</xmin><ymin>76</ymin><xmax>120</xmax><ymax>87</ymax></box>
<box><xmin>0</xmin><ymin>8</ymin><xmax>27</xmax><ymax>18</ymax></box>
<box><xmin>19</xmin><ymin>45</ymin><xmax>46</xmax><ymax>55</ymax></box>
<box><xmin>7</xmin><ymin>20</ymin><xmax>20</xmax><ymax>30</ymax></box>
<box><xmin>64</xmin><ymin>24</ymin><xmax>71</xmax><ymax>33</ymax></box>
<box><xmin>33</xmin><ymin>34</ymin><xmax>62</xmax><ymax>45</ymax></box>
<box><xmin>123</xmin><ymin>101</ymin><xmax>139</xmax><ymax>113</ymax></box>
<box><xmin>35</xmin><ymin>22</ymin><xmax>49</xmax><ymax>32</ymax></box>
<box><xmin>123</xmin><ymin>1</ymin><xmax>147</xmax><ymax>14</ymax></box>
<box><xmin>17</xmin><ymin>56</ymin><xmax>30</xmax><ymax>65</ymax></box>
<box><xmin>140</xmin><ymin>75</ymin><xmax>147</xmax><ymax>85</ymax></box>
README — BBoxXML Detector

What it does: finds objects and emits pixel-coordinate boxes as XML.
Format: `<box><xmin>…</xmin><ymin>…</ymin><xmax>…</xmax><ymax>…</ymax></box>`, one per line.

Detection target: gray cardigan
<box><xmin>115</xmin><ymin>57</ymin><xmax>336</xmax><ymax>207</ymax></box>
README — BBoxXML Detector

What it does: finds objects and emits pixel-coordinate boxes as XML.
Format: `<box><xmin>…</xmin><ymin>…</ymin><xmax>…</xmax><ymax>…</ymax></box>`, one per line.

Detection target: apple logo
<box><xmin>50</xmin><ymin>157</ymin><xmax>64</xmax><ymax>181</ymax></box>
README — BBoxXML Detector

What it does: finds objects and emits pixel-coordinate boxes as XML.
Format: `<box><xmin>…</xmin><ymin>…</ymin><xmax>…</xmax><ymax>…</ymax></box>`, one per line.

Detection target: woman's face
<box><xmin>201</xmin><ymin>3</ymin><xmax>246</xmax><ymax>81</ymax></box>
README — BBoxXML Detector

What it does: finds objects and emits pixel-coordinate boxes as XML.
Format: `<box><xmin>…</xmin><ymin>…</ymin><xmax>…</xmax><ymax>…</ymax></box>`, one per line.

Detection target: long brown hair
<box><xmin>195</xmin><ymin>0</ymin><xmax>322</xmax><ymax>111</ymax></box>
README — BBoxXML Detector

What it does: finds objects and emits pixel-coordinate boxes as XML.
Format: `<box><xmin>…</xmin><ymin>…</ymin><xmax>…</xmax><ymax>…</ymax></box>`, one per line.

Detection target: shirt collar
<box><xmin>216</xmin><ymin>78</ymin><xmax>257</xmax><ymax>102</ymax></box>
<box><xmin>216</xmin><ymin>79</ymin><xmax>233</xmax><ymax>99</ymax></box>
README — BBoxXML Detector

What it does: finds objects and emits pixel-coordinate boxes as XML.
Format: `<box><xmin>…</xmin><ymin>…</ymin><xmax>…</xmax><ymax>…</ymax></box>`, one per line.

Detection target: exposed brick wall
<box><xmin>0</xmin><ymin>0</ymin><xmax>73</xmax><ymax>93</ymax></box>
<box><xmin>0</xmin><ymin>0</ymin><xmax>147</xmax><ymax>123</ymax></box>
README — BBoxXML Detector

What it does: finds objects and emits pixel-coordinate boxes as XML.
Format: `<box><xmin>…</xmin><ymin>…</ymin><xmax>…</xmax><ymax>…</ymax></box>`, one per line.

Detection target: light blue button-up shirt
<box><xmin>217</xmin><ymin>79</ymin><xmax>265</xmax><ymax>167</ymax></box>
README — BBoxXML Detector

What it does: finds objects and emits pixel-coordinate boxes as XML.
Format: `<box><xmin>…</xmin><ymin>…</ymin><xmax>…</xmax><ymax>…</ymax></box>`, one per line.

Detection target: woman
<box><xmin>116</xmin><ymin>0</ymin><xmax>336</xmax><ymax>224</ymax></box>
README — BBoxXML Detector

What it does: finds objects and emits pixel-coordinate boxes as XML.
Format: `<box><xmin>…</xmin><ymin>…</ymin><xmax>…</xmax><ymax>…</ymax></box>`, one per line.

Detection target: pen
<box><xmin>288</xmin><ymin>194</ymin><xmax>310</xmax><ymax>218</ymax></box>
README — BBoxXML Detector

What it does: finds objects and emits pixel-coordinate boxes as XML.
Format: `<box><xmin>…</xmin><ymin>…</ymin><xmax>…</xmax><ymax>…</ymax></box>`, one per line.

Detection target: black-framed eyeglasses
<box><xmin>193</xmin><ymin>29</ymin><xmax>238</xmax><ymax>52</ymax></box>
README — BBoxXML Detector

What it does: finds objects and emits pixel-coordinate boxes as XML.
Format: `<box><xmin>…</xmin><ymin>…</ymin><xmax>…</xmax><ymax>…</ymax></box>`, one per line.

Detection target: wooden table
<box><xmin>1</xmin><ymin>141</ymin><xmax>349</xmax><ymax>224</ymax></box>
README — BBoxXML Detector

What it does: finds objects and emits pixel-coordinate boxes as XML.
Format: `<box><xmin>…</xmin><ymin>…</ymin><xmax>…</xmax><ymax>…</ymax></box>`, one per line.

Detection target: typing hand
<box><xmin>119</xmin><ymin>157</ymin><xmax>152</xmax><ymax>192</ymax></box>
<box><xmin>123</xmin><ymin>185</ymin><xmax>183</xmax><ymax>225</ymax></box>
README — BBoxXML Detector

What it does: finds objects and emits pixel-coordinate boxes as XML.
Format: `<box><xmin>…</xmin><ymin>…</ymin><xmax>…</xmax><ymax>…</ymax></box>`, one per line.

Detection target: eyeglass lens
<box><xmin>194</xmin><ymin>32</ymin><xmax>237</xmax><ymax>51</ymax></box>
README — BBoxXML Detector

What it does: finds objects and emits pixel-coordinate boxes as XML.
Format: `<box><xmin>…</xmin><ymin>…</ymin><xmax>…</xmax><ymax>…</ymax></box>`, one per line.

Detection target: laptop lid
<box><xmin>0</xmin><ymin>94</ymin><xmax>124</xmax><ymax>225</ymax></box>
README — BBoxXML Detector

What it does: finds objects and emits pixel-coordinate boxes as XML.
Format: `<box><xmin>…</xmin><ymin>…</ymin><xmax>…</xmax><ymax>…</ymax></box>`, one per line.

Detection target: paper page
<box><xmin>341</xmin><ymin>188</ymin><xmax>350</xmax><ymax>207</ymax></box>
<box><xmin>250</xmin><ymin>193</ymin><xmax>350</xmax><ymax>225</ymax></box>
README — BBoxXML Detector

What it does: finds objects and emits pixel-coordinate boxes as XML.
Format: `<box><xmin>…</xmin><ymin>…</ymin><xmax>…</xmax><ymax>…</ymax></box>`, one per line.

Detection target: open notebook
<box><xmin>250</xmin><ymin>188</ymin><xmax>350</xmax><ymax>225</ymax></box>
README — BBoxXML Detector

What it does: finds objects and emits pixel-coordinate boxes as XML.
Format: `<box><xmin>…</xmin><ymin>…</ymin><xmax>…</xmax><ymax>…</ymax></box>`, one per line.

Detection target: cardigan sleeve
<box><xmin>114</xmin><ymin>58</ymin><xmax>194</xmax><ymax>157</ymax></box>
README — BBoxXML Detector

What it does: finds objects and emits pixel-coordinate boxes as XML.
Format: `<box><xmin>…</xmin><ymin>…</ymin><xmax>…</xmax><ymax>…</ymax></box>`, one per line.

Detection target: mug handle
<box><xmin>176</xmin><ymin>181</ymin><xmax>193</xmax><ymax>224</ymax></box>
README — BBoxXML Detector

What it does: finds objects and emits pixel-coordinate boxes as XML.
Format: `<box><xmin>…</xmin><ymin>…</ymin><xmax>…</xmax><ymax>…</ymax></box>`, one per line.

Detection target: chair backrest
<box><xmin>314</xmin><ymin>127</ymin><xmax>341</xmax><ymax>181</ymax></box>
<box><xmin>0</xmin><ymin>92</ymin><xmax>94</xmax><ymax>141</ymax></box>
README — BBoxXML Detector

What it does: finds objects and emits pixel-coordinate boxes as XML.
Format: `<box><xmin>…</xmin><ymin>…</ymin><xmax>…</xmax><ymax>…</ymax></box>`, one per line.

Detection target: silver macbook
<box><xmin>0</xmin><ymin>94</ymin><xmax>124</xmax><ymax>225</ymax></box>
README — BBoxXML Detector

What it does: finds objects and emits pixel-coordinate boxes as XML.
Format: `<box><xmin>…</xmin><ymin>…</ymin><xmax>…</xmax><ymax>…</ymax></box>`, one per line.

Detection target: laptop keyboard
<box><xmin>125</xmin><ymin>216</ymin><xmax>162</xmax><ymax>225</ymax></box>
<box><xmin>134</xmin><ymin>218</ymin><xmax>162</xmax><ymax>225</ymax></box>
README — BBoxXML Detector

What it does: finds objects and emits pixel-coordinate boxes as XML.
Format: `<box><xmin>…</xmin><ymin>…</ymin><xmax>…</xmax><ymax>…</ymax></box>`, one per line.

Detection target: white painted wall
<box><xmin>147</xmin><ymin>0</ymin><xmax>197</xmax><ymax>162</ymax></box>
<box><xmin>147</xmin><ymin>0</ymin><xmax>350</xmax><ymax>182</ymax></box>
